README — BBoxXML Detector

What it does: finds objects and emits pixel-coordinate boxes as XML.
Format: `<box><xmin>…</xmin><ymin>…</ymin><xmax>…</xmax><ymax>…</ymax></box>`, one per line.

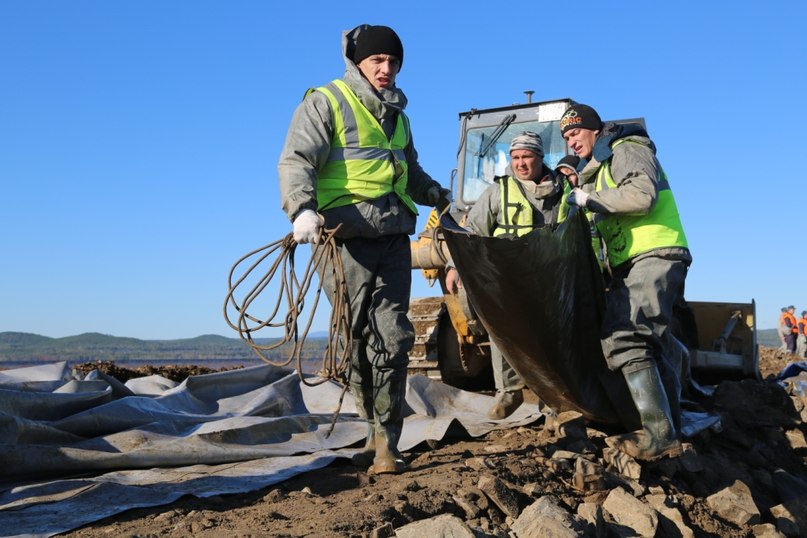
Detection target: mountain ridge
<box><xmin>0</xmin><ymin>331</ymin><xmax>328</xmax><ymax>363</ymax></box>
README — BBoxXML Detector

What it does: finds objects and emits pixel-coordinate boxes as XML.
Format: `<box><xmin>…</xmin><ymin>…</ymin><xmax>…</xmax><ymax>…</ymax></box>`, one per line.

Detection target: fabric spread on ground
<box><xmin>0</xmin><ymin>361</ymin><xmax>542</xmax><ymax>537</ymax></box>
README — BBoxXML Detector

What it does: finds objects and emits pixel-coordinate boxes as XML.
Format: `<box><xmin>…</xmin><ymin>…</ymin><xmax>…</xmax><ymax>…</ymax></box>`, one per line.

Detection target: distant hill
<box><xmin>1</xmin><ymin>329</ymin><xmax>781</xmax><ymax>366</ymax></box>
<box><xmin>756</xmin><ymin>328</ymin><xmax>779</xmax><ymax>348</ymax></box>
<box><xmin>0</xmin><ymin>331</ymin><xmax>328</xmax><ymax>364</ymax></box>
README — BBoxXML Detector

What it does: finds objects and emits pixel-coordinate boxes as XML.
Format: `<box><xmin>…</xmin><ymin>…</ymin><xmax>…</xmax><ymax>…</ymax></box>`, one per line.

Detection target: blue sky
<box><xmin>1</xmin><ymin>1</ymin><xmax>805</xmax><ymax>340</ymax></box>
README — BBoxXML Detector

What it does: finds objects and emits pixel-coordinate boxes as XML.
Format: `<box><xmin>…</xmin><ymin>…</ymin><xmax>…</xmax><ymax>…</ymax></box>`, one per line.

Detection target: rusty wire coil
<box><xmin>223</xmin><ymin>227</ymin><xmax>352</xmax><ymax>388</ymax></box>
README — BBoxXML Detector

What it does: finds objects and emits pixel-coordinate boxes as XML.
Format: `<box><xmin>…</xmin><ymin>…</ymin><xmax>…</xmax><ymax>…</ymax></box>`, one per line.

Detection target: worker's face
<box><xmin>558</xmin><ymin>165</ymin><xmax>579</xmax><ymax>187</ymax></box>
<box><xmin>563</xmin><ymin>128</ymin><xmax>599</xmax><ymax>160</ymax></box>
<box><xmin>510</xmin><ymin>149</ymin><xmax>542</xmax><ymax>181</ymax></box>
<box><xmin>357</xmin><ymin>54</ymin><xmax>400</xmax><ymax>91</ymax></box>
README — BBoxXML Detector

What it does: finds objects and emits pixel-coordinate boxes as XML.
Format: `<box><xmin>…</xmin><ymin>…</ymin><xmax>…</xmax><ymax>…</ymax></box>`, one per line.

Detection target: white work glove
<box><xmin>566</xmin><ymin>188</ymin><xmax>590</xmax><ymax>208</ymax></box>
<box><xmin>427</xmin><ymin>186</ymin><xmax>452</xmax><ymax>211</ymax></box>
<box><xmin>292</xmin><ymin>209</ymin><xmax>322</xmax><ymax>244</ymax></box>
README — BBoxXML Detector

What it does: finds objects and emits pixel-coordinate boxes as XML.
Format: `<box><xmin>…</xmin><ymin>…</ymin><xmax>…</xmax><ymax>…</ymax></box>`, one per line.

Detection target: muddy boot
<box><xmin>487</xmin><ymin>389</ymin><xmax>524</xmax><ymax>420</ymax></box>
<box><xmin>613</xmin><ymin>364</ymin><xmax>682</xmax><ymax>461</ymax></box>
<box><xmin>369</xmin><ymin>421</ymin><xmax>408</xmax><ymax>475</ymax></box>
<box><xmin>351</xmin><ymin>423</ymin><xmax>376</xmax><ymax>468</ymax></box>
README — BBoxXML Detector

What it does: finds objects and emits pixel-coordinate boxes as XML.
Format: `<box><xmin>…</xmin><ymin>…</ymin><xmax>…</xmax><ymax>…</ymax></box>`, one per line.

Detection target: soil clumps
<box><xmin>64</xmin><ymin>347</ymin><xmax>807</xmax><ymax>537</ymax></box>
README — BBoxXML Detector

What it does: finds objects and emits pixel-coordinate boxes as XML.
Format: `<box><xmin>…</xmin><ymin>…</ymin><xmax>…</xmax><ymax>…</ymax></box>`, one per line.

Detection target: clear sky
<box><xmin>1</xmin><ymin>1</ymin><xmax>805</xmax><ymax>340</ymax></box>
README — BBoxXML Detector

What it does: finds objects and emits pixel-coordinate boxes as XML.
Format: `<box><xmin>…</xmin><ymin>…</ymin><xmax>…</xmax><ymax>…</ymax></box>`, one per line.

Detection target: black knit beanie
<box><xmin>555</xmin><ymin>155</ymin><xmax>581</xmax><ymax>173</ymax></box>
<box><xmin>560</xmin><ymin>104</ymin><xmax>603</xmax><ymax>134</ymax></box>
<box><xmin>353</xmin><ymin>25</ymin><xmax>404</xmax><ymax>69</ymax></box>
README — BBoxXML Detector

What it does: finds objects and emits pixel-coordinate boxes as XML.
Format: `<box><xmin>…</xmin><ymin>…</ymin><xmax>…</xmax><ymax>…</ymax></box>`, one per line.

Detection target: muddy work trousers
<box><xmin>785</xmin><ymin>333</ymin><xmax>797</xmax><ymax>355</ymax></box>
<box><xmin>319</xmin><ymin>234</ymin><xmax>414</xmax><ymax>433</ymax></box>
<box><xmin>601</xmin><ymin>254</ymin><xmax>689</xmax><ymax>373</ymax></box>
<box><xmin>491</xmin><ymin>343</ymin><xmax>525</xmax><ymax>392</ymax></box>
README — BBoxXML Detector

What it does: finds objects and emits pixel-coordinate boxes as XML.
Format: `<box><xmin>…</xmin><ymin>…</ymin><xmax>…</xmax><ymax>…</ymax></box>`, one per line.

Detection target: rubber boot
<box><xmin>615</xmin><ymin>364</ymin><xmax>682</xmax><ymax>461</ymax></box>
<box><xmin>369</xmin><ymin>420</ymin><xmax>408</xmax><ymax>475</ymax></box>
<box><xmin>487</xmin><ymin>389</ymin><xmax>524</xmax><ymax>420</ymax></box>
<box><xmin>351</xmin><ymin>423</ymin><xmax>376</xmax><ymax>468</ymax></box>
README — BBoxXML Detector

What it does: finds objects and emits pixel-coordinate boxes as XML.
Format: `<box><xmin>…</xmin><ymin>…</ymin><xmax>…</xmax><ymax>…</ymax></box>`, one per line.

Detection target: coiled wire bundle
<box><xmin>223</xmin><ymin>227</ymin><xmax>352</xmax><ymax>388</ymax></box>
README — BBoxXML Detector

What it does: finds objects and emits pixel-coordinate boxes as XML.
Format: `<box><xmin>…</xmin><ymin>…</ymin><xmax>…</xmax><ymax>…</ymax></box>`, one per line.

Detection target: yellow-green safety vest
<box><xmin>558</xmin><ymin>181</ymin><xmax>573</xmax><ymax>224</ymax></box>
<box><xmin>594</xmin><ymin>138</ymin><xmax>688</xmax><ymax>267</ymax></box>
<box><xmin>493</xmin><ymin>176</ymin><xmax>534</xmax><ymax>237</ymax></box>
<box><xmin>311</xmin><ymin>79</ymin><xmax>417</xmax><ymax>214</ymax></box>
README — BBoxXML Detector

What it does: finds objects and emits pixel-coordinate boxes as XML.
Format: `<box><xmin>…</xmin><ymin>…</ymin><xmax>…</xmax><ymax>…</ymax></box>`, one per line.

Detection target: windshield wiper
<box><xmin>476</xmin><ymin>113</ymin><xmax>516</xmax><ymax>157</ymax></box>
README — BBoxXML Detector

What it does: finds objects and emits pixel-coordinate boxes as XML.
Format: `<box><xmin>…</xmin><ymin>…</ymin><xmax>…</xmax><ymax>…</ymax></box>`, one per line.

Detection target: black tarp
<box><xmin>441</xmin><ymin>209</ymin><xmax>640</xmax><ymax>430</ymax></box>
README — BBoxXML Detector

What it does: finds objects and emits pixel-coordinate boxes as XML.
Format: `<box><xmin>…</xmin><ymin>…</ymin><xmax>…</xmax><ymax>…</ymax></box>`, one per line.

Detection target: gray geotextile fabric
<box><xmin>0</xmin><ymin>361</ymin><xmax>541</xmax><ymax>537</ymax></box>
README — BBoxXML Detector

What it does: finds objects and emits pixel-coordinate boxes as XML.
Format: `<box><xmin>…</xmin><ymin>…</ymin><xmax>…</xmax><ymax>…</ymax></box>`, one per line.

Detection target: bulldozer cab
<box><xmin>453</xmin><ymin>97</ymin><xmax>645</xmax><ymax>213</ymax></box>
<box><xmin>454</xmin><ymin>98</ymin><xmax>573</xmax><ymax>212</ymax></box>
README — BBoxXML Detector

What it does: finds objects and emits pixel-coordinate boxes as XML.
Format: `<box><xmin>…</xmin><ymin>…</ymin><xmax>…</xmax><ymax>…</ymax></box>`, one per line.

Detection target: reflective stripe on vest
<box><xmin>313</xmin><ymin>79</ymin><xmax>417</xmax><ymax>214</ymax></box>
<box><xmin>594</xmin><ymin>139</ymin><xmax>688</xmax><ymax>267</ymax></box>
<box><xmin>493</xmin><ymin>176</ymin><xmax>534</xmax><ymax>237</ymax></box>
<box><xmin>557</xmin><ymin>181</ymin><xmax>572</xmax><ymax>224</ymax></box>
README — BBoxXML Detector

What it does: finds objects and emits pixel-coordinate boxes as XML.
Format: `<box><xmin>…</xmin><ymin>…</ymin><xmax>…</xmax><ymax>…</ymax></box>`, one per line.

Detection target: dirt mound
<box><xmin>72</xmin><ymin>360</ymin><xmax>241</xmax><ymax>383</ymax></box>
<box><xmin>64</xmin><ymin>347</ymin><xmax>807</xmax><ymax>537</ymax></box>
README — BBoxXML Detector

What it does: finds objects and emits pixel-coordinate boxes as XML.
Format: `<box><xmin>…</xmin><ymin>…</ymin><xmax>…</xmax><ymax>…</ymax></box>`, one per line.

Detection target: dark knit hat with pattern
<box><xmin>353</xmin><ymin>26</ymin><xmax>404</xmax><ymax>69</ymax></box>
<box><xmin>560</xmin><ymin>104</ymin><xmax>603</xmax><ymax>134</ymax></box>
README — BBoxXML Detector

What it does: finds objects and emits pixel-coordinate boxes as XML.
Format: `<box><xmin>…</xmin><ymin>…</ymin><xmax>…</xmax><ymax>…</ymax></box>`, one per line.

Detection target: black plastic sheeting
<box><xmin>441</xmin><ymin>209</ymin><xmax>641</xmax><ymax>430</ymax></box>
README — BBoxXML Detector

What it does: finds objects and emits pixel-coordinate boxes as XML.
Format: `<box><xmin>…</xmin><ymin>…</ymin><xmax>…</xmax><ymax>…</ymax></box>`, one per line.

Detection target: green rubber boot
<box><xmin>370</xmin><ymin>420</ymin><xmax>408</xmax><ymax>474</ymax></box>
<box><xmin>658</xmin><ymin>355</ymin><xmax>682</xmax><ymax>434</ymax></box>
<box><xmin>615</xmin><ymin>363</ymin><xmax>682</xmax><ymax>461</ymax></box>
<box><xmin>351</xmin><ymin>423</ymin><xmax>376</xmax><ymax>468</ymax></box>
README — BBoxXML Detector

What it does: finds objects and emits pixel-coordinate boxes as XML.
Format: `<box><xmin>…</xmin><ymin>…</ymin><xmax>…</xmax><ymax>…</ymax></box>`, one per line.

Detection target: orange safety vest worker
<box><xmin>783</xmin><ymin>311</ymin><xmax>798</xmax><ymax>334</ymax></box>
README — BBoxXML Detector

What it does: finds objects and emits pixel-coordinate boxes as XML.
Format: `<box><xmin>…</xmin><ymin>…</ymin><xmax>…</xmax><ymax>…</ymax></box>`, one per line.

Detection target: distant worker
<box><xmin>277</xmin><ymin>24</ymin><xmax>451</xmax><ymax>474</ymax></box>
<box><xmin>778</xmin><ymin>307</ymin><xmax>789</xmax><ymax>351</ymax></box>
<box><xmin>445</xmin><ymin>131</ymin><xmax>565</xmax><ymax>419</ymax></box>
<box><xmin>783</xmin><ymin>305</ymin><xmax>798</xmax><ymax>354</ymax></box>
<box><xmin>562</xmin><ymin>103</ymin><xmax>691</xmax><ymax>461</ymax></box>
<box><xmin>797</xmin><ymin>311</ymin><xmax>807</xmax><ymax>358</ymax></box>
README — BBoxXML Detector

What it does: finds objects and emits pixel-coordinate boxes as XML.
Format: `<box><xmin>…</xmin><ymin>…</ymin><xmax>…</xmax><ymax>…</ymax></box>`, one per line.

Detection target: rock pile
<box><xmin>63</xmin><ymin>347</ymin><xmax>807</xmax><ymax>538</ymax></box>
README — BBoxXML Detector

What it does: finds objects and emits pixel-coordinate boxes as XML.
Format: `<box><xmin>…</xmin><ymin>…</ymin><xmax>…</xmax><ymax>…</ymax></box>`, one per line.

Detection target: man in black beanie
<box><xmin>352</xmin><ymin>25</ymin><xmax>404</xmax><ymax>73</ymax></box>
<box><xmin>560</xmin><ymin>103</ymin><xmax>692</xmax><ymax>461</ymax></box>
<box><xmin>559</xmin><ymin>104</ymin><xmax>603</xmax><ymax>137</ymax></box>
<box><xmin>349</xmin><ymin>25</ymin><xmax>405</xmax><ymax>93</ymax></box>
<box><xmin>278</xmin><ymin>25</ymin><xmax>450</xmax><ymax>475</ymax></box>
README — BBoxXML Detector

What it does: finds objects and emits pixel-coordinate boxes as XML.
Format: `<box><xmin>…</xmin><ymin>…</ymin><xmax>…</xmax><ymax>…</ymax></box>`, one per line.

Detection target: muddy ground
<box><xmin>61</xmin><ymin>347</ymin><xmax>807</xmax><ymax>537</ymax></box>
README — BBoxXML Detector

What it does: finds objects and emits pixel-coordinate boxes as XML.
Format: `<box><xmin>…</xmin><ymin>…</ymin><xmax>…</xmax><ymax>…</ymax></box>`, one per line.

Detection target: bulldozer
<box><xmin>408</xmin><ymin>95</ymin><xmax>759</xmax><ymax>392</ymax></box>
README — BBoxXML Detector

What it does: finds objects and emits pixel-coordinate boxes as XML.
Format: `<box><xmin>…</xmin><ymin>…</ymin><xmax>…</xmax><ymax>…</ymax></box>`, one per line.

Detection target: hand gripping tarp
<box><xmin>441</xmin><ymin>209</ymin><xmax>641</xmax><ymax>430</ymax></box>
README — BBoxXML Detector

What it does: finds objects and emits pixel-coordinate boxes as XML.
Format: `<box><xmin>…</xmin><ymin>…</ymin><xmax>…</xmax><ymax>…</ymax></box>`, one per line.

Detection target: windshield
<box><xmin>460</xmin><ymin>119</ymin><xmax>568</xmax><ymax>205</ymax></box>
